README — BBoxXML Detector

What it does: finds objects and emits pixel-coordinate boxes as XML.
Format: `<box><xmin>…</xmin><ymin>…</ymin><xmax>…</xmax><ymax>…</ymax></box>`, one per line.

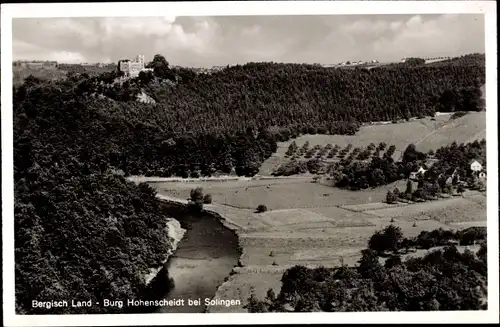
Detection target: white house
<box><xmin>409</xmin><ymin>167</ymin><xmax>427</xmax><ymax>180</ymax></box>
<box><xmin>470</xmin><ymin>160</ymin><xmax>483</xmax><ymax>172</ymax></box>
<box><xmin>417</xmin><ymin>167</ymin><xmax>427</xmax><ymax>175</ymax></box>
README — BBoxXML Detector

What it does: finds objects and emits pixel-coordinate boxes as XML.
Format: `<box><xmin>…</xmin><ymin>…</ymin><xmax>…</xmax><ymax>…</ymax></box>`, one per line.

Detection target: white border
<box><xmin>1</xmin><ymin>1</ymin><xmax>498</xmax><ymax>326</ymax></box>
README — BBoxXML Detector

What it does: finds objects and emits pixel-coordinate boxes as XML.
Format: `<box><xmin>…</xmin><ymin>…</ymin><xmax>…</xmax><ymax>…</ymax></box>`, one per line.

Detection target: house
<box><xmin>409</xmin><ymin>167</ymin><xmax>427</xmax><ymax>180</ymax></box>
<box><xmin>469</xmin><ymin>160</ymin><xmax>483</xmax><ymax>172</ymax></box>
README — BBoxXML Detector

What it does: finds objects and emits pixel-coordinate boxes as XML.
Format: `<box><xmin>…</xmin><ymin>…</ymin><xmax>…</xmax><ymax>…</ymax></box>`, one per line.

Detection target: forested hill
<box><xmin>143</xmin><ymin>53</ymin><xmax>485</xmax><ymax>127</ymax></box>
<box><xmin>14</xmin><ymin>79</ymin><xmax>177</xmax><ymax>314</ymax></box>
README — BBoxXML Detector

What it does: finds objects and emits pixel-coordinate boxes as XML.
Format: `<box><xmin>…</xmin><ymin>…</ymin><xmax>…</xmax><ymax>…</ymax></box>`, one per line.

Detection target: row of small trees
<box><xmin>286</xmin><ymin>141</ymin><xmax>389</xmax><ymax>159</ymax></box>
<box><xmin>276</xmin><ymin>142</ymin><xmax>396</xmax><ymax>177</ymax></box>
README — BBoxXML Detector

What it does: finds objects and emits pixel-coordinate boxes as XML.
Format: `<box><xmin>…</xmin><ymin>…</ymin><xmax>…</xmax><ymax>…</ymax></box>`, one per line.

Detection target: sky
<box><xmin>12</xmin><ymin>14</ymin><xmax>485</xmax><ymax>67</ymax></box>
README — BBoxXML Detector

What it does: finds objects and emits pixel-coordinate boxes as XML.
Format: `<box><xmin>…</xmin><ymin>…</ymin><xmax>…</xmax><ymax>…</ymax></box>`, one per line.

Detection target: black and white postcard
<box><xmin>2</xmin><ymin>1</ymin><xmax>498</xmax><ymax>326</ymax></box>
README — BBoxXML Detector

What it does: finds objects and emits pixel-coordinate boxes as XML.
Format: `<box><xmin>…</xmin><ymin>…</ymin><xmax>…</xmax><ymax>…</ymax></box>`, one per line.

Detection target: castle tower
<box><xmin>136</xmin><ymin>55</ymin><xmax>145</xmax><ymax>69</ymax></box>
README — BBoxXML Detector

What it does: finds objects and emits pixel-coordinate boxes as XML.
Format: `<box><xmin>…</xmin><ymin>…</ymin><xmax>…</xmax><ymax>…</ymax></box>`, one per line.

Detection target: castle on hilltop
<box><xmin>118</xmin><ymin>55</ymin><xmax>152</xmax><ymax>78</ymax></box>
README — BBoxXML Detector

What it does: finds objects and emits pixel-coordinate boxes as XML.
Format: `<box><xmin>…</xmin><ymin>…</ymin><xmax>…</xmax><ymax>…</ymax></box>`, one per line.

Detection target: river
<box><xmin>154</xmin><ymin>203</ymin><xmax>241</xmax><ymax>313</ymax></box>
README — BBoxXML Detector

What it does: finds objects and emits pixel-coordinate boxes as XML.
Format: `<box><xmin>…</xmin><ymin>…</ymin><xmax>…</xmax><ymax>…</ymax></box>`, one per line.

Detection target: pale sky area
<box><xmin>12</xmin><ymin>14</ymin><xmax>484</xmax><ymax>67</ymax></box>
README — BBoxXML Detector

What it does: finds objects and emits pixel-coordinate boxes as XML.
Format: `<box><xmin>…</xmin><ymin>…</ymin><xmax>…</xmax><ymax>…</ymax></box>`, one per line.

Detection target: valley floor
<box><xmin>150</xmin><ymin>177</ymin><xmax>487</xmax><ymax>313</ymax></box>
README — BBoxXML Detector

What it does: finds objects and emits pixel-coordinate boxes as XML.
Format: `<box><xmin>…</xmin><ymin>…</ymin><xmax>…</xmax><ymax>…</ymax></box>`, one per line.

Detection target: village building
<box><xmin>409</xmin><ymin>166</ymin><xmax>427</xmax><ymax>180</ymax></box>
<box><xmin>469</xmin><ymin>159</ymin><xmax>483</xmax><ymax>172</ymax></box>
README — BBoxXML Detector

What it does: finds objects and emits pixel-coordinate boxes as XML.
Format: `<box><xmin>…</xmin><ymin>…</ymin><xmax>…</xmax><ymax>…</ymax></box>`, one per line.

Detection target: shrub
<box><xmin>386</xmin><ymin>190</ymin><xmax>396</xmax><ymax>204</ymax></box>
<box><xmin>203</xmin><ymin>194</ymin><xmax>212</xmax><ymax>204</ymax></box>
<box><xmin>256</xmin><ymin>204</ymin><xmax>268</xmax><ymax>213</ymax></box>
<box><xmin>190</xmin><ymin>187</ymin><xmax>204</xmax><ymax>202</ymax></box>
<box><xmin>189</xmin><ymin>187</ymin><xmax>205</xmax><ymax>211</ymax></box>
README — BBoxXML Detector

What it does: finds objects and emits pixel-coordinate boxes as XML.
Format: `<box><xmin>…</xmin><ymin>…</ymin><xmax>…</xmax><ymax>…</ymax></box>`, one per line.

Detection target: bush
<box><xmin>203</xmin><ymin>194</ymin><xmax>212</xmax><ymax>204</ymax></box>
<box><xmin>189</xmin><ymin>187</ymin><xmax>205</xmax><ymax>212</ymax></box>
<box><xmin>386</xmin><ymin>190</ymin><xmax>396</xmax><ymax>204</ymax></box>
<box><xmin>190</xmin><ymin>187</ymin><xmax>204</xmax><ymax>202</ymax></box>
<box><xmin>256</xmin><ymin>204</ymin><xmax>268</xmax><ymax>213</ymax></box>
<box><xmin>368</xmin><ymin>225</ymin><xmax>403</xmax><ymax>254</ymax></box>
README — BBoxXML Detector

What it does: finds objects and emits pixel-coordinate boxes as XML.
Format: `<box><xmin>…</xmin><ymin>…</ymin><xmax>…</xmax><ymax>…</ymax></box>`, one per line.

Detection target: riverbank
<box><xmin>143</xmin><ymin>218</ymin><xmax>186</xmax><ymax>286</ymax></box>
<box><xmin>152</xmin><ymin>198</ymin><xmax>242</xmax><ymax>313</ymax></box>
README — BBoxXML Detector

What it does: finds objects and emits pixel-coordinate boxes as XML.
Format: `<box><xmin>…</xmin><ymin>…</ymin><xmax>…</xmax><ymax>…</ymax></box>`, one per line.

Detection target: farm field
<box><xmin>155</xmin><ymin>179</ymin><xmax>405</xmax><ymax>210</ymax></box>
<box><xmin>258</xmin><ymin>112</ymin><xmax>486</xmax><ymax>176</ymax></box>
<box><xmin>153</xmin><ymin>175</ymin><xmax>487</xmax><ymax>313</ymax></box>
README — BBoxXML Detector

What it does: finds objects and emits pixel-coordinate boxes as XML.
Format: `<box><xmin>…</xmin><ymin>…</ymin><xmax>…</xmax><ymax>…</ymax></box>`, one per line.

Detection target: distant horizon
<box><xmin>12</xmin><ymin>14</ymin><xmax>485</xmax><ymax>67</ymax></box>
<box><xmin>12</xmin><ymin>52</ymin><xmax>484</xmax><ymax>69</ymax></box>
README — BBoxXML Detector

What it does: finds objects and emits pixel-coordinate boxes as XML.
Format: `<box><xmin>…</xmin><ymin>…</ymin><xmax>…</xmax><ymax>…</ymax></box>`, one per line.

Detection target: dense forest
<box><xmin>13</xmin><ymin>53</ymin><xmax>485</xmax><ymax>314</ymax></box>
<box><xmin>246</xmin><ymin>225</ymin><xmax>487</xmax><ymax>312</ymax></box>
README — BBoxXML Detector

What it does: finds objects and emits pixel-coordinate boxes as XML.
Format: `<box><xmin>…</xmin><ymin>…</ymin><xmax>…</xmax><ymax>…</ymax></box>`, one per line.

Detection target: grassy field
<box><xmin>156</xmin><ymin>179</ymin><xmax>406</xmax><ymax>210</ymax></box>
<box><xmin>415</xmin><ymin>112</ymin><xmax>486</xmax><ymax>152</ymax></box>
